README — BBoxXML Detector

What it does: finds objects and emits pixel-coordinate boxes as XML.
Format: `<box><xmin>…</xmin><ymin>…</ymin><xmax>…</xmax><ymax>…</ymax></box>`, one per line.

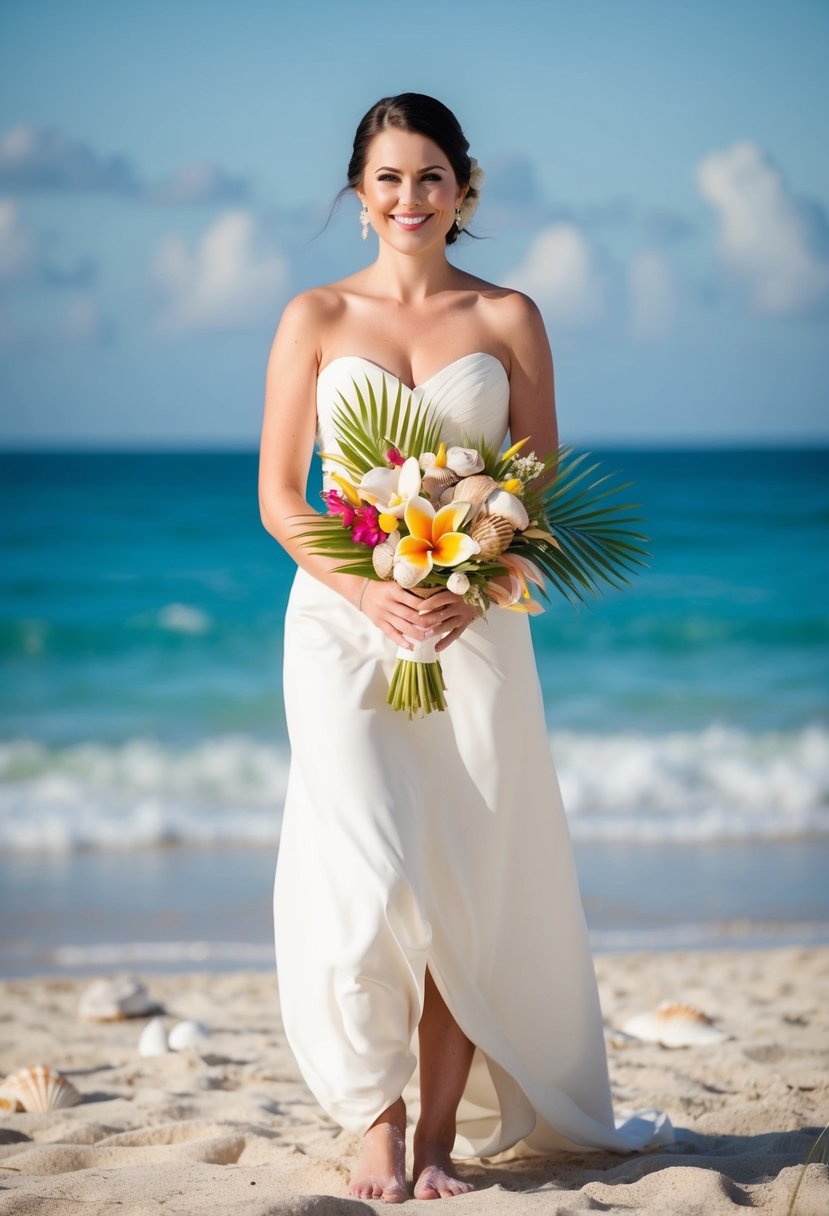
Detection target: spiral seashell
<box><xmin>450</xmin><ymin>474</ymin><xmax>499</xmax><ymax>515</ymax></box>
<box><xmin>621</xmin><ymin>1000</ymin><xmax>728</xmax><ymax>1048</ymax></box>
<box><xmin>0</xmin><ymin>1065</ymin><xmax>81</xmax><ymax>1112</ymax></box>
<box><xmin>445</xmin><ymin>446</ymin><xmax>485</xmax><ymax>477</ymax></box>
<box><xmin>78</xmin><ymin>975</ymin><xmax>161</xmax><ymax>1021</ymax></box>
<box><xmin>470</xmin><ymin>514</ymin><xmax>515</xmax><ymax>559</ymax></box>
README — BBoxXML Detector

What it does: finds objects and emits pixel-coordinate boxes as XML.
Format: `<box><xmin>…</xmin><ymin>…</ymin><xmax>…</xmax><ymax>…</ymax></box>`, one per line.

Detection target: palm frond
<box><xmin>327</xmin><ymin>374</ymin><xmax>448</xmax><ymax>477</ymax></box>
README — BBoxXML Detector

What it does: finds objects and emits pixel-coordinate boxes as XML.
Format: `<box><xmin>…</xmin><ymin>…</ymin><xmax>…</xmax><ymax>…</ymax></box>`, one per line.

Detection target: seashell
<box><xmin>422</xmin><ymin>466</ymin><xmax>459</xmax><ymax>499</ymax></box>
<box><xmin>0</xmin><ymin>1065</ymin><xmax>81</xmax><ymax>1112</ymax></box>
<box><xmin>138</xmin><ymin>1015</ymin><xmax>169</xmax><ymax>1057</ymax></box>
<box><xmin>168</xmin><ymin>1019</ymin><xmax>211</xmax><ymax>1052</ymax></box>
<box><xmin>621</xmin><ymin>1001</ymin><xmax>728</xmax><ymax>1048</ymax></box>
<box><xmin>450</xmin><ymin>474</ymin><xmax>499</xmax><ymax>510</ymax></box>
<box><xmin>445</xmin><ymin>446</ymin><xmax>484</xmax><ymax>477</ymax></box>
<box><xmin>79</xmin><ymin>975</ymin><xmax>161</xmax><ymax>1022</ymax></box>
<box><xmin>447</xmin><ymin>571</ymin><xmax>470</xmax><ymax>595</ymax></box>
<box><xmin>392</xmin><ymin>560</ymin><xmax>426</xmax><ymax>590</ymax></box>
<box><xmin>372</xmin><ymin>542</ymin><xmax>396</xmax><ymax>579</ymax></box>
<box><xmin>470</xmin><ymin>514</ymin><xmax>515</xmax><ymax>559</ymax></box>
<box><xmin>482</xmin><ymin>488</ymin><xmax>529</xmax><ymax>531</ymax></box>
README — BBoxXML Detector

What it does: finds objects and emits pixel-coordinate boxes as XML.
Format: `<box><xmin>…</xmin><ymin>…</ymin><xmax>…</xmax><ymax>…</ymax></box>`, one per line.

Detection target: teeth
<box><xmin>393</xmin><ymin>215</ymin><xmax>428</xmax><ymax>226</ymax></box>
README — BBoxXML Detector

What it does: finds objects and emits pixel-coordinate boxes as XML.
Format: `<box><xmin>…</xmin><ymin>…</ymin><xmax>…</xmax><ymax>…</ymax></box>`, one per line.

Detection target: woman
<box><xmin>259</xmin><ymin>93</ymin><xmax>672</xmax><ymax>1203</ymax></box>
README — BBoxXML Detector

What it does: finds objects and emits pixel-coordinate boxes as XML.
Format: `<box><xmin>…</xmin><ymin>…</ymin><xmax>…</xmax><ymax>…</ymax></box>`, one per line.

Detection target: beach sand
<box><xmin>0</xmin><ymin>946</ymin><xmax>827</xmax><ymax>1215</ymax></box>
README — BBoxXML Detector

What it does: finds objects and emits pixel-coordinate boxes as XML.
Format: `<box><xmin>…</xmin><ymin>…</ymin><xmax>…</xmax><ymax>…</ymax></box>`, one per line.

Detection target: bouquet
<box><xmin>293</xmin><ymin>374</ymin><xmax>648</xmax><ymax>718</ymax></box>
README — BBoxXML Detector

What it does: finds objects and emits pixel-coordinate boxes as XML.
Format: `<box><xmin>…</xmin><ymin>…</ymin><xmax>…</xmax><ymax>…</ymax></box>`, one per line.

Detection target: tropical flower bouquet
<box><xmin>293</xmin><ymin>375</ymin><xmax>648</xmax><ymax>718</ymax></box>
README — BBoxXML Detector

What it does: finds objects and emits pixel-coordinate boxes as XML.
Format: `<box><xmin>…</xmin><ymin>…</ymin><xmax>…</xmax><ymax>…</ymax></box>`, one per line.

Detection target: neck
<box><xmin>368</xmin><ymin>241</ymin><xmax>458</xmax><ymax>304</ymax></box>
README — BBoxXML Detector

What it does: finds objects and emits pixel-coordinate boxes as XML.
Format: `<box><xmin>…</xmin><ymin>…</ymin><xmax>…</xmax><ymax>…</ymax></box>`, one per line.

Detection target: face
<box><xmin>357</xmin><ymin>128</ymin><xmax>467</xmax><ymax>250</ymax></box>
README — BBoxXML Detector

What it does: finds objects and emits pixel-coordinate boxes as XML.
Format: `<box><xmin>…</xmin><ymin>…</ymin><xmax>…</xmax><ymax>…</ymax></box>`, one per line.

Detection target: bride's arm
<box><xmin>257</xmin><ymin>291</ymin><xmax>431</xmax><ymax>649</ymax></box>
<box><xmin>499</xmin><ymin>291</ymin><xmax>559</xmax><ymax>494</ymax></box>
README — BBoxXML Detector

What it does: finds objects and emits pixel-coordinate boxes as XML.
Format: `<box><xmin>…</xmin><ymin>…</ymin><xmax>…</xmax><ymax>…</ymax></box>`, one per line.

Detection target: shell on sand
<box><xmin>0</xmin><ymin>1065</ymin><xmax>81</xmax><ymax>1112</ymax></box>
<box><xmin>78</xmin><ymin>975</ymin><xmax>161</xmax><ymax>1022</ymax></box>
<box><xmin>621</xmin><ymin>1000</ymin><xmax>728</xmax><ymax>1048</ymax></box>
<box><xmin>168</xmin><ymin>1019</ymin><xmax>211</xmax><ymax>1052</ymax></box>
<box><xmin>138</xmin><ymin>1015</ymin><xmax>170</xmax><ymax>1057</ymax></box>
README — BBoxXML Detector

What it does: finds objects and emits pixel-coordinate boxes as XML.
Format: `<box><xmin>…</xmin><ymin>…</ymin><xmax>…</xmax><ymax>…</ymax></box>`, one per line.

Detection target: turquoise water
<box><xmin>1</xmin><ymin>448</ymin><xmax>828</xmax><ymax>972</ymax></box>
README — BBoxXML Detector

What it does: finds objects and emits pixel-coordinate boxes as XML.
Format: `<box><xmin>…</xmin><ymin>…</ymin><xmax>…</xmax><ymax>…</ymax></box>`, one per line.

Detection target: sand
<box><xmin>0</xmin><ymin>946</ymin><xmax>827</xmax><ymax>1215</ymax></box>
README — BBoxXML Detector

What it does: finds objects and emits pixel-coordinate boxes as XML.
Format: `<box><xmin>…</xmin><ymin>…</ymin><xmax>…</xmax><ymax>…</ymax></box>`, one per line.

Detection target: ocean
<box><xmin>2</xmin><ymin>448</ymin><xmax>828</xmax><ymax>976</ymax></box>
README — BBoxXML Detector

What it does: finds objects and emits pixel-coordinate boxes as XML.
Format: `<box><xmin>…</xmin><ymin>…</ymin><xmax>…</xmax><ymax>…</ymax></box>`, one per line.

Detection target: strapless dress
<box><xmin>273</xmin><ymin>352</ymin><xmax>673</xmax><ymax>1156</ymax></box>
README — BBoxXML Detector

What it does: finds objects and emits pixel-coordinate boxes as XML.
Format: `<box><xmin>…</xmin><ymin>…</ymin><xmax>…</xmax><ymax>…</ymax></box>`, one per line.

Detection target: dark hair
<box><xmin>338</xmin><ymin>93</ymin><xmax>478</xmax><ymax>246</ymax></box>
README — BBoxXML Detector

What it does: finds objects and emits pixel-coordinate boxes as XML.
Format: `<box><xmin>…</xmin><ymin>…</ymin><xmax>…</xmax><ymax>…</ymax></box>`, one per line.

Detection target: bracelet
<box><xmin>357</xmin><ymin>577</ymin><xmax>370</xmax><ymax>613</ymax></box>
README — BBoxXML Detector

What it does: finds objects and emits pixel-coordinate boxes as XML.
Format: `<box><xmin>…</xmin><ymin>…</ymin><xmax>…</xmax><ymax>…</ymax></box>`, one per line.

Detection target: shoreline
<box><xmin>1</xmin><ymin>945</ymin><xmax>827</xmax><ymax>1213</ymax></box>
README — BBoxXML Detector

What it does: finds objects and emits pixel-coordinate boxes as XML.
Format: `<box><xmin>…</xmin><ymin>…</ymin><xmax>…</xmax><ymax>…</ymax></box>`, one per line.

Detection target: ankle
<box><xmin>413</xmin><ymin>1125</ymin><xmax>455</xmax><ymax>1159</ymax></box>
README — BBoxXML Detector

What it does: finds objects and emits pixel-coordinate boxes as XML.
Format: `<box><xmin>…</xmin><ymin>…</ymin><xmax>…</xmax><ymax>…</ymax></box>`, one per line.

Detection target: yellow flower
<box><xmin>393</xmin><ymin>497</ymin><xmax>480</xmax><ymax>586</ymax></box>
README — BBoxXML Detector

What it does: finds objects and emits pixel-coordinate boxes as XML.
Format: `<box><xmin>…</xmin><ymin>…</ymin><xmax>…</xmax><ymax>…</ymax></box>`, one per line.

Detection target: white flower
<box><xmin>458</xmin><ymin>157</ymin><xmax>484</xmax><ymax>227</ymax></box>
<box><xmin>358</xmin><ymin>456</ymin><xmax>422</xmax><ymax>518</ymax></box>
<box><xmin>447</xmin><ymin>571</ymin><xmax>470</xmax><ymax>595</ymax></box>
<box><xmin>445</xmin><ymin>446</ymin><xmax>484</xmax><ymax>476</ymax></box>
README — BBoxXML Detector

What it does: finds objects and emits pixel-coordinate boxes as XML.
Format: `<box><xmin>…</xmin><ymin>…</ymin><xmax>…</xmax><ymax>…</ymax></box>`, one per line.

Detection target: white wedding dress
<box><xmin>273</xmin><ymin>352</ymin><xmax>673</xmax><ymax>1157</ymax></box>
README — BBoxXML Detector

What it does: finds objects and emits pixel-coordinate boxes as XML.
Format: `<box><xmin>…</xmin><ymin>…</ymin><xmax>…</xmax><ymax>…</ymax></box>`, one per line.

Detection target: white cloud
<box><xmin>151</xmin><ymin>209</ymin><xmax>288</xmax><ymax>334</ymax></box>
<box><xmin>696</xmin><ymin>141</ymin><xmax>829</xmax><ymax>315</ymax></box>
<box><xmin>147</xmin><ymin>161</ymin><xmax>249</xmax><ymax>205</ymax></box>
<box><xmin>505</xmin><ymin>223</ymin><xmax>607</xmax><ymax>327</ymax></box>
<box><xmin>628</xmin><ymin>250</ymin><xmax>676</xmax><ymax>340</ymax></box>
<box><xmin>0</xmin><ymin>125</ymin><xmax>137</xmax><ymax>193</ymax></box>
<box><xmin>0</xmin><ymin>198</ymin><xmax>38</xmax><ymax>282</ymax></box>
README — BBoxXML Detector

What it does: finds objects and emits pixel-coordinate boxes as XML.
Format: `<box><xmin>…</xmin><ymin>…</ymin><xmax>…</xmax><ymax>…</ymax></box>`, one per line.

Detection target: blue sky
<box><xmin>1</xmin><ymin>0</ymin><xmax>827</xmax><ymax>446</ymax></box>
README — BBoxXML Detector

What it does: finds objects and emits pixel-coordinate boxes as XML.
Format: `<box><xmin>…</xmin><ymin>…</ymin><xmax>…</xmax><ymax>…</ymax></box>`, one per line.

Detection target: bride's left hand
<box><xmin>415</xmin><ymin>590</ymin><xmax>482</xmax><ymax>653</ymax></box>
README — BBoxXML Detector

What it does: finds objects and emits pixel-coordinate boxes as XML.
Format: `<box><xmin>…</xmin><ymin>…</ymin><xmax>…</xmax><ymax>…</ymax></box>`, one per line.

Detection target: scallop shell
<box><xmin>78</xmin><ymin>975</ymin><xmax>161</xmax><ymax>1021</ymax></box>
<box><xmin>470</xmin><ymin>514</ymin><xmax>514</xmax><ymax>559</ymax></box>
<box><xmin>621</xmin><ymin>1001</ymin><xmax>728</xmax><ymax>1048</ymax></box>
<box><xmin>168</xmin><ymin>1019</ymin><xmax>211</xmax><ymax>1051</ymax></box>
<box><xmin>138</xmin><ymin>1015</ymin><xmax>169</xmax><ymax>1057</ymax></box>
<box><xmin>422</xmin><ymin>466</ymin><xmax>459</xmax><ymax>500</ymax></box>
<box><xmin>372</xmin><ymin>541</ymin><xmax>395</xmax><ymax>579</ymax></box>
<box><xmin>392</xmin><ymin>560</ymin><xmax>426</xmax><ymax>590</ymax></box>
<box><xmin>450</xmin><ymin>474</ymin><xmax>499</xmax><ymax>511</ymax></box>
<box><xmin>0</xmin><ymin>1065</ymin><xmax>81</xmax><ymax>1112</ymax></box>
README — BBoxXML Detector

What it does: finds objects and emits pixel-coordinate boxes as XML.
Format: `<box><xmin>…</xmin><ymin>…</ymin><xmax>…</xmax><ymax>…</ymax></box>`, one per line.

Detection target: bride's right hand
<box><xmin>359</xmin><ymin>581</ymin><xmax>433</xmax><ymax>650</ymax></box>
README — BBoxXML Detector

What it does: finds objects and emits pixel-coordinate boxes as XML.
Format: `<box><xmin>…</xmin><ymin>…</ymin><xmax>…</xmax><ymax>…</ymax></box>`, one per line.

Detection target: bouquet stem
<box><xmin>387</xmin><ymin>586</ymin><xmax>448</xmax><ymax>718</ymax></box>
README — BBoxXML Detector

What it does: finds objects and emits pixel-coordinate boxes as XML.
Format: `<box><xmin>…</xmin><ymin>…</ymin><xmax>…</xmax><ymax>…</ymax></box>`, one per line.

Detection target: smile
<box><xmin>391</xmin><ymin>214</ymin><xmax>431</xmax><ymax>229</ymax></box>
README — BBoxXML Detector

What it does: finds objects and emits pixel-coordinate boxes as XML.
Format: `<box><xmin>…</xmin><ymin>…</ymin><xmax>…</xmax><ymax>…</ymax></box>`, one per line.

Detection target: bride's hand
<box><xmin>413</xmin><ymin>589</ymin><xmax>483</xmax><ymax>654</ymax></box>
<box><xmin>359</xmin><ymin>581</ymin><xmax>446</xmax><ymax>650</ymax></box>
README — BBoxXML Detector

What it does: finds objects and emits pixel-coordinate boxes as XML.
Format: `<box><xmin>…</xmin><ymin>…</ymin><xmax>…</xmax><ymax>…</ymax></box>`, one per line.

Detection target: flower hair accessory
<box><xmin>457</xmin><ymin>157</ymin><xmax>484</xmax><ymax>228</ymax></box>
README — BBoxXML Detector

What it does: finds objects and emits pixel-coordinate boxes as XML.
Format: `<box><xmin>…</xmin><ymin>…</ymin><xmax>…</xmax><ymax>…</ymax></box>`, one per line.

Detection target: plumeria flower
<box><xmin>358</xmin><ymin>456</ymin><xmax>422</xmax><ymax>531</ymax></box>
<box><xmin>393</xmin><ymin>497</ymin><xmax>480</xmax><ymax>587</ymax></box>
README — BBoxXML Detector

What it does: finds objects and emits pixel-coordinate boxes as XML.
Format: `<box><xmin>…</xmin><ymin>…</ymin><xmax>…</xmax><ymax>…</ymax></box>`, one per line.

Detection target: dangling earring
<box><xmin>360</xmin><ymin>205</ymin><xmax>370</xmax><ymax>240</ymax></box>
<box><xmin>455</xmin><ymin>207</ymin><xmax>464</xmax><ymax>232</ymax></box>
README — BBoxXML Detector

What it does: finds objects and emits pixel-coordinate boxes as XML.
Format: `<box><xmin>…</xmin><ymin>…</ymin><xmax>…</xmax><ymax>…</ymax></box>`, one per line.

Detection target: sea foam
<box><xmin>0</xmin><ymin>724</ymin><xmax>826</xmax><ymax>853</ymax></box>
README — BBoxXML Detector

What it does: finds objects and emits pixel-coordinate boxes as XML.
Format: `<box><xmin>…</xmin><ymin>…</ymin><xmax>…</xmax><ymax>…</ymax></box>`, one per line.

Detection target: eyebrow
<box><xmin>374</xmin><ymin>164</ymin><xmax>447</xmax><ymax>173</ymax></box>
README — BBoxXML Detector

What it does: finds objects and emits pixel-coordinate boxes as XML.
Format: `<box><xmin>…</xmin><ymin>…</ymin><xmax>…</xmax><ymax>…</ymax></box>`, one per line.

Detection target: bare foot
<box><xmin>348</xmin><ymin>1098</ymin><xmax>409</xmax><ymax>1204</ymax></box>
<box><xmin>413</xmin><ymin>1145</ymin><xmax>474</xmax><ymax>1200</ymax></box>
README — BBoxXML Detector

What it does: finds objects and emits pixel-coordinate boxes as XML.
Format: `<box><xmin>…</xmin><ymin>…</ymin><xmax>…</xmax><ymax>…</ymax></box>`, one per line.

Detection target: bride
<box><xmin>259</xmin><ymin>92</ymin><xmax>672</xmax><ymax>1203</ymax></box>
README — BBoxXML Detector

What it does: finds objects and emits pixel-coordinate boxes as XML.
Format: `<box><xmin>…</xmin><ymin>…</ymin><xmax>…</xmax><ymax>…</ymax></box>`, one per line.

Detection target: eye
<box><xmin>377</xmin><ymin>173</ymin><xmax>399</xmax><ymax>182</ymax></box>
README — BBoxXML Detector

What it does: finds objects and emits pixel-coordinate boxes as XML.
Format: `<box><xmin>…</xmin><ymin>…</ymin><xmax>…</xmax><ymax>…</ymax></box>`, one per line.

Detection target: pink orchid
<box><xmin>351</xmin><ymin>504</ymin><xmax>385</xmax><ymax>548</ymax></box>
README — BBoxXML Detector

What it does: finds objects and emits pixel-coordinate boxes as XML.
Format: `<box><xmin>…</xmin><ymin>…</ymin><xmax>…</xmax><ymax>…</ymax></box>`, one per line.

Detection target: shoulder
<box><xmin>458</xmin><ymin>274</ymin><xmax>550</xmax><ymax>366</ymax></box>
<box><xmin>275</xmin><ymin>284</ymin><xmax>345</xmax><ymax>333</ymax></box>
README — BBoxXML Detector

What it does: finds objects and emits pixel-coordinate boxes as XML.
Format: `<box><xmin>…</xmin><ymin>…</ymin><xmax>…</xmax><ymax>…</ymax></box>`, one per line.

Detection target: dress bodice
<box><xmin>315</xmin><ymin>352</ymin><xmax>510</xmax><ymax>489</ymax></box>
